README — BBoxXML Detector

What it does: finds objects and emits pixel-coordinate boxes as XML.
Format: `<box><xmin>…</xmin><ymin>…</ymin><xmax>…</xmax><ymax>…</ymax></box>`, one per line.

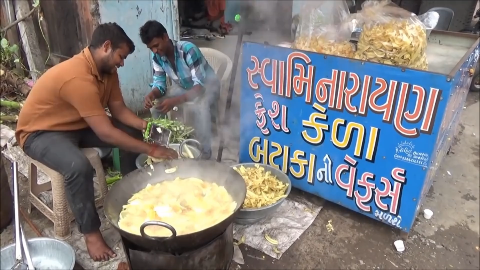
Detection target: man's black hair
<box><xmin>139</xmin><ymin>20</ymin><xmax>168</xmax><ymax>44</ymax></box>
<box><xmin>89</xmin><ymin>22</ymin><xmax>135</xmax><ymax>54</ymax></box>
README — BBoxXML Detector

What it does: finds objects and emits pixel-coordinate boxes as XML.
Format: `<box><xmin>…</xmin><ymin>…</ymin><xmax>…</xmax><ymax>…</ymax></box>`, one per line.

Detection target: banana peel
<box><xmin>264</xmin><ymin>233</ymin><xmax>282</xmax><ymax>255</ymax></box>
<box><xmin>234</xmin><ymin>235</ymin><xmax>245</xmax><ymax>246</ymax></box>
<box><xmin>264</xmin><ymin>234</ymin><xmax>279</xmax><ymax>245</ymax></box>
<box><xmin>326</xmin><ymin>219</ymin><xmax>334</xmax><ymax>232</ymax></box>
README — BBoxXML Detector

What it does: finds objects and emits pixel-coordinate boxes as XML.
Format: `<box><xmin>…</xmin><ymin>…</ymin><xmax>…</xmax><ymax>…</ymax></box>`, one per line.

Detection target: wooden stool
<box><xmin>27</xmin><ymin>148</ymin><xmax>107</xmax><ymax>240</ymax></box>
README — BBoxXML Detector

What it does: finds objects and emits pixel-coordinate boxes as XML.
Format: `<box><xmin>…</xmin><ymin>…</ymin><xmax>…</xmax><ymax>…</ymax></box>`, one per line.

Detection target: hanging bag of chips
<box><xmin>293</xmin><ymin>0</ymin><xmax>356</xmax><ymax>58</ymax></box>
<box><xmin>354</xmin><ymin>0</ymin><xmax>428</xmax><ymax>70</ymax></box>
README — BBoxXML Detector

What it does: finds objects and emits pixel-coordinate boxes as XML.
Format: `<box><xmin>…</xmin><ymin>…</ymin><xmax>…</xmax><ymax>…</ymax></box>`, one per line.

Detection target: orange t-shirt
<box><xmin>15</xmin><ymin>47</ymin><xmax>124</xmax><ymax>148</ymax></box>
<box><xmin>206</xmin><ymin>0</ymin><xmax>226</xmax><ymax>24</ymax></box>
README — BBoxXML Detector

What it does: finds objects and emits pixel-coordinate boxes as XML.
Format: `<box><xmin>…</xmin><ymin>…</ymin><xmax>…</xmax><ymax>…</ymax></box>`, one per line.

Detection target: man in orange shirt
<box><xmin>16</xmin><ymin>23</ymin><xmax>177</xmax><ymax>261</ymax></box>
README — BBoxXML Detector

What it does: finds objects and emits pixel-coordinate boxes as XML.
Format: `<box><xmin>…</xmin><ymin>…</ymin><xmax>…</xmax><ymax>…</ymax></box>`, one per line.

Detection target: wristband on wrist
<box><xmin>143</xmin><ymin>122</ymin><xmax>152</xmax><ymax>141</ymax></box>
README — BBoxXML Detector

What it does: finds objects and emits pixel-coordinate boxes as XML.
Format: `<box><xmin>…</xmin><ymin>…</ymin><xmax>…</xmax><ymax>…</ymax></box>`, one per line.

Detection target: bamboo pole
<box><xmin>0</xmin><ymin>99</ymin><xmax>23</xmax><ymax>109</ymax></box>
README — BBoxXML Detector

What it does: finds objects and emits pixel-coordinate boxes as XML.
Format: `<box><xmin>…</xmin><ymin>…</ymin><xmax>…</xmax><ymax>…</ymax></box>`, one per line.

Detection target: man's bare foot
<box><xmin>84</xmin><ymin>231</ymin><xmax>116</xmax><ymax>261</ymax></box>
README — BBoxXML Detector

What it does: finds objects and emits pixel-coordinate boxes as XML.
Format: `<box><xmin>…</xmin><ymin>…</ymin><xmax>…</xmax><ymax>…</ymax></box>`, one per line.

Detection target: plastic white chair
<box><xmin>166</xmin><ymin>48</ymin><xmax>233</xmax><ymax>127</ymax></box>
<box><xmin>199</xmin><ymin>47</ymin><xmax>233</xmax><ymax>93</ymax></box>
<box><xmin>426</xmin><ymin>7</ymin><xmax>454</xmax><ymax>31</ymax></box>
<box><xmin>165</xmin><ymin>48</ymin><xmax>232</xmax><ymax>93</ymax></box>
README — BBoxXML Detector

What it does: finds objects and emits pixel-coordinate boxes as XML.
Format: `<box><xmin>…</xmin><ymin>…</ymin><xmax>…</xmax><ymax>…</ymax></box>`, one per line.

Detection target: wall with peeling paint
<box><xmin>97</xmin><ymin>0</ymin><xmax>179</xmax><ymax>112</ymax></box>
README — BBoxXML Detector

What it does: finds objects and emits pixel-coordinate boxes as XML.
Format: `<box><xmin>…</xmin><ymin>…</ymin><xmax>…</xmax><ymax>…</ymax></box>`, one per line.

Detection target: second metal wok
<box><xmin>104</xmin><ymin>159</ymin><xmax>247</xmax><ymax>253</ymax></box>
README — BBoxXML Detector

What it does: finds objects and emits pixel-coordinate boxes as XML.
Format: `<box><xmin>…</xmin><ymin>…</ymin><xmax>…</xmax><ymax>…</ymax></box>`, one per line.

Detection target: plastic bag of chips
<box><xmin>354</xmin><ymin>0</ymin><xmax>428</xmax><ymax>70</ymax></box>
<box><xmin>293</xmin><ymin>0</ymin><xmax>356</xmax><ymax>58</ymax></box>
<box><xmin>418</xmin><ymin>11</ymin><xmax>440</xmax><ymax>38</ymax></box>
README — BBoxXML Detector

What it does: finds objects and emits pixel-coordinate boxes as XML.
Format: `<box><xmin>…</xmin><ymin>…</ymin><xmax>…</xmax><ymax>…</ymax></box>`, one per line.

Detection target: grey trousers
<box><xmin>23</xmin><ymin>118</ymin><xmax>141</xmax><ymax>234</ymax></box>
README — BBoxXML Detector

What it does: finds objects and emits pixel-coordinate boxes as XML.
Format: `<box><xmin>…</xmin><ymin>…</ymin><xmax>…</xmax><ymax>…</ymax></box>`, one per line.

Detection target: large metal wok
<box><xmin>104</xmin><ymin>159</ymin><xmax>247</xmax><ymax>253</ymax></box>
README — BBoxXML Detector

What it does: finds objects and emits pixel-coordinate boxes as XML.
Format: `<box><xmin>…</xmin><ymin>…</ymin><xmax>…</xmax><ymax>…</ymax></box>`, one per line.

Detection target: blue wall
<box><xmin>98</xmin><ymin>0</ymin><xmax>179</xmax><ymax>112</ymax></box>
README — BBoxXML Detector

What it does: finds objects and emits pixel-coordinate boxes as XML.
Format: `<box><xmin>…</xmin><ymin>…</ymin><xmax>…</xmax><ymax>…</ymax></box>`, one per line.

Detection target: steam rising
<box><xmin>212</xmin><ymin>1</ymin><xmax>298</xmax><ymax>162</ymax></box>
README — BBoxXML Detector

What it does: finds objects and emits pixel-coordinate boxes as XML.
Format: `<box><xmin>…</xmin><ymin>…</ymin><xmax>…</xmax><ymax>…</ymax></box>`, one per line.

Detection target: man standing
<box><xmin>140</xmin><ymin>20</ymin><xmax>220</xmax><ymax>159</ymax></box>
<box><xmin>16</xmin><ymin>23</ymin><xmax>178</xmax><ymax>261</ymax></box>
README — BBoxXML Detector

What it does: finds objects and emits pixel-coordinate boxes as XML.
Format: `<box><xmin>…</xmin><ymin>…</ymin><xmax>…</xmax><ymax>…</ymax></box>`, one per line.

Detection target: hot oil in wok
<box><xmin>118</xmin><ymin>178</ymin><xmax>237</xmax><ymax>237</ymax></box>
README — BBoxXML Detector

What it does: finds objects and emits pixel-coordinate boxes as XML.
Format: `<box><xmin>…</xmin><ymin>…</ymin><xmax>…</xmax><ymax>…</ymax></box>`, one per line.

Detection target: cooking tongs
<box><xmin>11</xmin><ymin>162</ymin><xmax>35</xmax><ymax>270</ymax></box>
<box><xmin>143</xmin><ymin>122</ymin><xmax>172</xmax><ymax>147</ymax></box>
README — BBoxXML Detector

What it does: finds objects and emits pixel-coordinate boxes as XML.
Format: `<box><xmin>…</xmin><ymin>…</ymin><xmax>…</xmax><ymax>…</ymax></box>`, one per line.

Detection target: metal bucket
<box><xmin>231</xmin><ymin>163</ymin><xmax>292</xmax><ymax>225</ymax></box>
<box><xmin>0</xmin><ymin>237</ymin><xmax>75</xmax><ymax>270</ymax></box>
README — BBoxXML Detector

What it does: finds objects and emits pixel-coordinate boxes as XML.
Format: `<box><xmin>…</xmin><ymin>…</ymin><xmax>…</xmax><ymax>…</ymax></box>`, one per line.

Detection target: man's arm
<box><xmin>109</xmin><ymin>100</ymin><xmax>146</xmax><ymax>131</ymax></box>
<box><xmin>108</xmin><ymin>74</ymin><xmax>147</xmax><ymax>131</ymax></box>
<box><xmin>60</xmin><ymin>78</ymin><xmax>152</xmax><ymax>154</ymax></box>
<box><xmin>85</xmin><ymin>115</ymin><xmax>151</xmax><ymax>154</ymax></box>
<box><xmin>149</xmin><ymin>56</ymin><xmax>167</xmax><ymax>98</ymax></box>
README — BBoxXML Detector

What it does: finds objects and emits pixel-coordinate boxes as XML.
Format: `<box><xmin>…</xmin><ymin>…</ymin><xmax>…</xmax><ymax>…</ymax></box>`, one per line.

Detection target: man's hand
<box><xmin>144</xmin><ymin>91</ymin><xmax>157</xmax><ymax>109</ymax></box>
<box><xmin>150</xmin><ymin>145</ymin><xmax>179</xmax><ymax>159</ymax></box>
<box><xmin>156</xmin><ymin>97</ymin><xmax>183</xmax><ymax>114</ymax></box>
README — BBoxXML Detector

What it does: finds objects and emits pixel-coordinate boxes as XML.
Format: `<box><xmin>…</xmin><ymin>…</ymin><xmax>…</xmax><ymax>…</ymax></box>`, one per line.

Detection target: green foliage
<box><xmin>0</xmin><ymin>37</ymin><xmax>20</xmax><ymax>68</ymax></box>
<box><xmin>145</xmin><ymin>117</ymin><xmax>195</xmax><ymax>143</ymax></box>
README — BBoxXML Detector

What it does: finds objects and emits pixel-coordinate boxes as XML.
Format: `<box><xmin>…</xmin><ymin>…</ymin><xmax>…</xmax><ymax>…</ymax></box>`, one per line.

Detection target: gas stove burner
<box><xmin>121</xmin><ymin>224</ymin><xmax>234</xmax><ymax>270</ymax></box>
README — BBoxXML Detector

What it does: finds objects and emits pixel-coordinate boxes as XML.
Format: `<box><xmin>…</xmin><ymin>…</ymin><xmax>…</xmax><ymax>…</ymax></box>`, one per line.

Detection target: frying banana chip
<box><xmin>233</xmin><ymin>165</ymin><xmax>289</xmax><ymax>208</ymax></box>
<box><xmin>146</xmin><ymin>156</ymin><xmax>164</xmax><ymax>164</ymax></box>
<box><xmin>354</xmin><ymin>17</ymin><xmax>428</xmax><ymax>70</ymax></box>
<box><xmin>119</xmin><ymin>178</ymin><xmax>237</xmax><ymax>237</ymax></box>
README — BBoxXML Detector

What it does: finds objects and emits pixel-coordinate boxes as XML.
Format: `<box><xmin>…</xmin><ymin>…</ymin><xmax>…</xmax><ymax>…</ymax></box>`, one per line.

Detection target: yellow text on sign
<box><xmin>248</xmin><ymin>137</ymin><xmax>317</xmax><ymax>183</ymax></box>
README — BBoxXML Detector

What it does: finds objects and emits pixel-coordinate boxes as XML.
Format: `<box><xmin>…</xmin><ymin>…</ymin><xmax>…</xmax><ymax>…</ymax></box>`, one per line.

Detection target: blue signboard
<box><xmin>238</xmin><ymin>42</ymin><xmax>454</xmax><ymax>232</ymax></box>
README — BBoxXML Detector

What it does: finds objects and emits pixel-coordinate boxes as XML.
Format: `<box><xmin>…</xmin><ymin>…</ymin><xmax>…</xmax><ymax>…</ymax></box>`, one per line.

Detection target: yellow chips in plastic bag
<box><xmin>293</xmin><ymin>0</ymin><xmax>355</xmax><ymax>58</ymax></box>
<box><xmin>233</xmin><ymin>165</ymin><xmax>289</xmax><ymax>209</ymax></box>
<box><xmin>294</xmin><ymin>36</ymin><xmax>355</xmax><ymax>58</ymax></box>
<box><xmin>354</xmin><ymin>2</ymin><xmax>428</xmax><ymax>70</ymax></box>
